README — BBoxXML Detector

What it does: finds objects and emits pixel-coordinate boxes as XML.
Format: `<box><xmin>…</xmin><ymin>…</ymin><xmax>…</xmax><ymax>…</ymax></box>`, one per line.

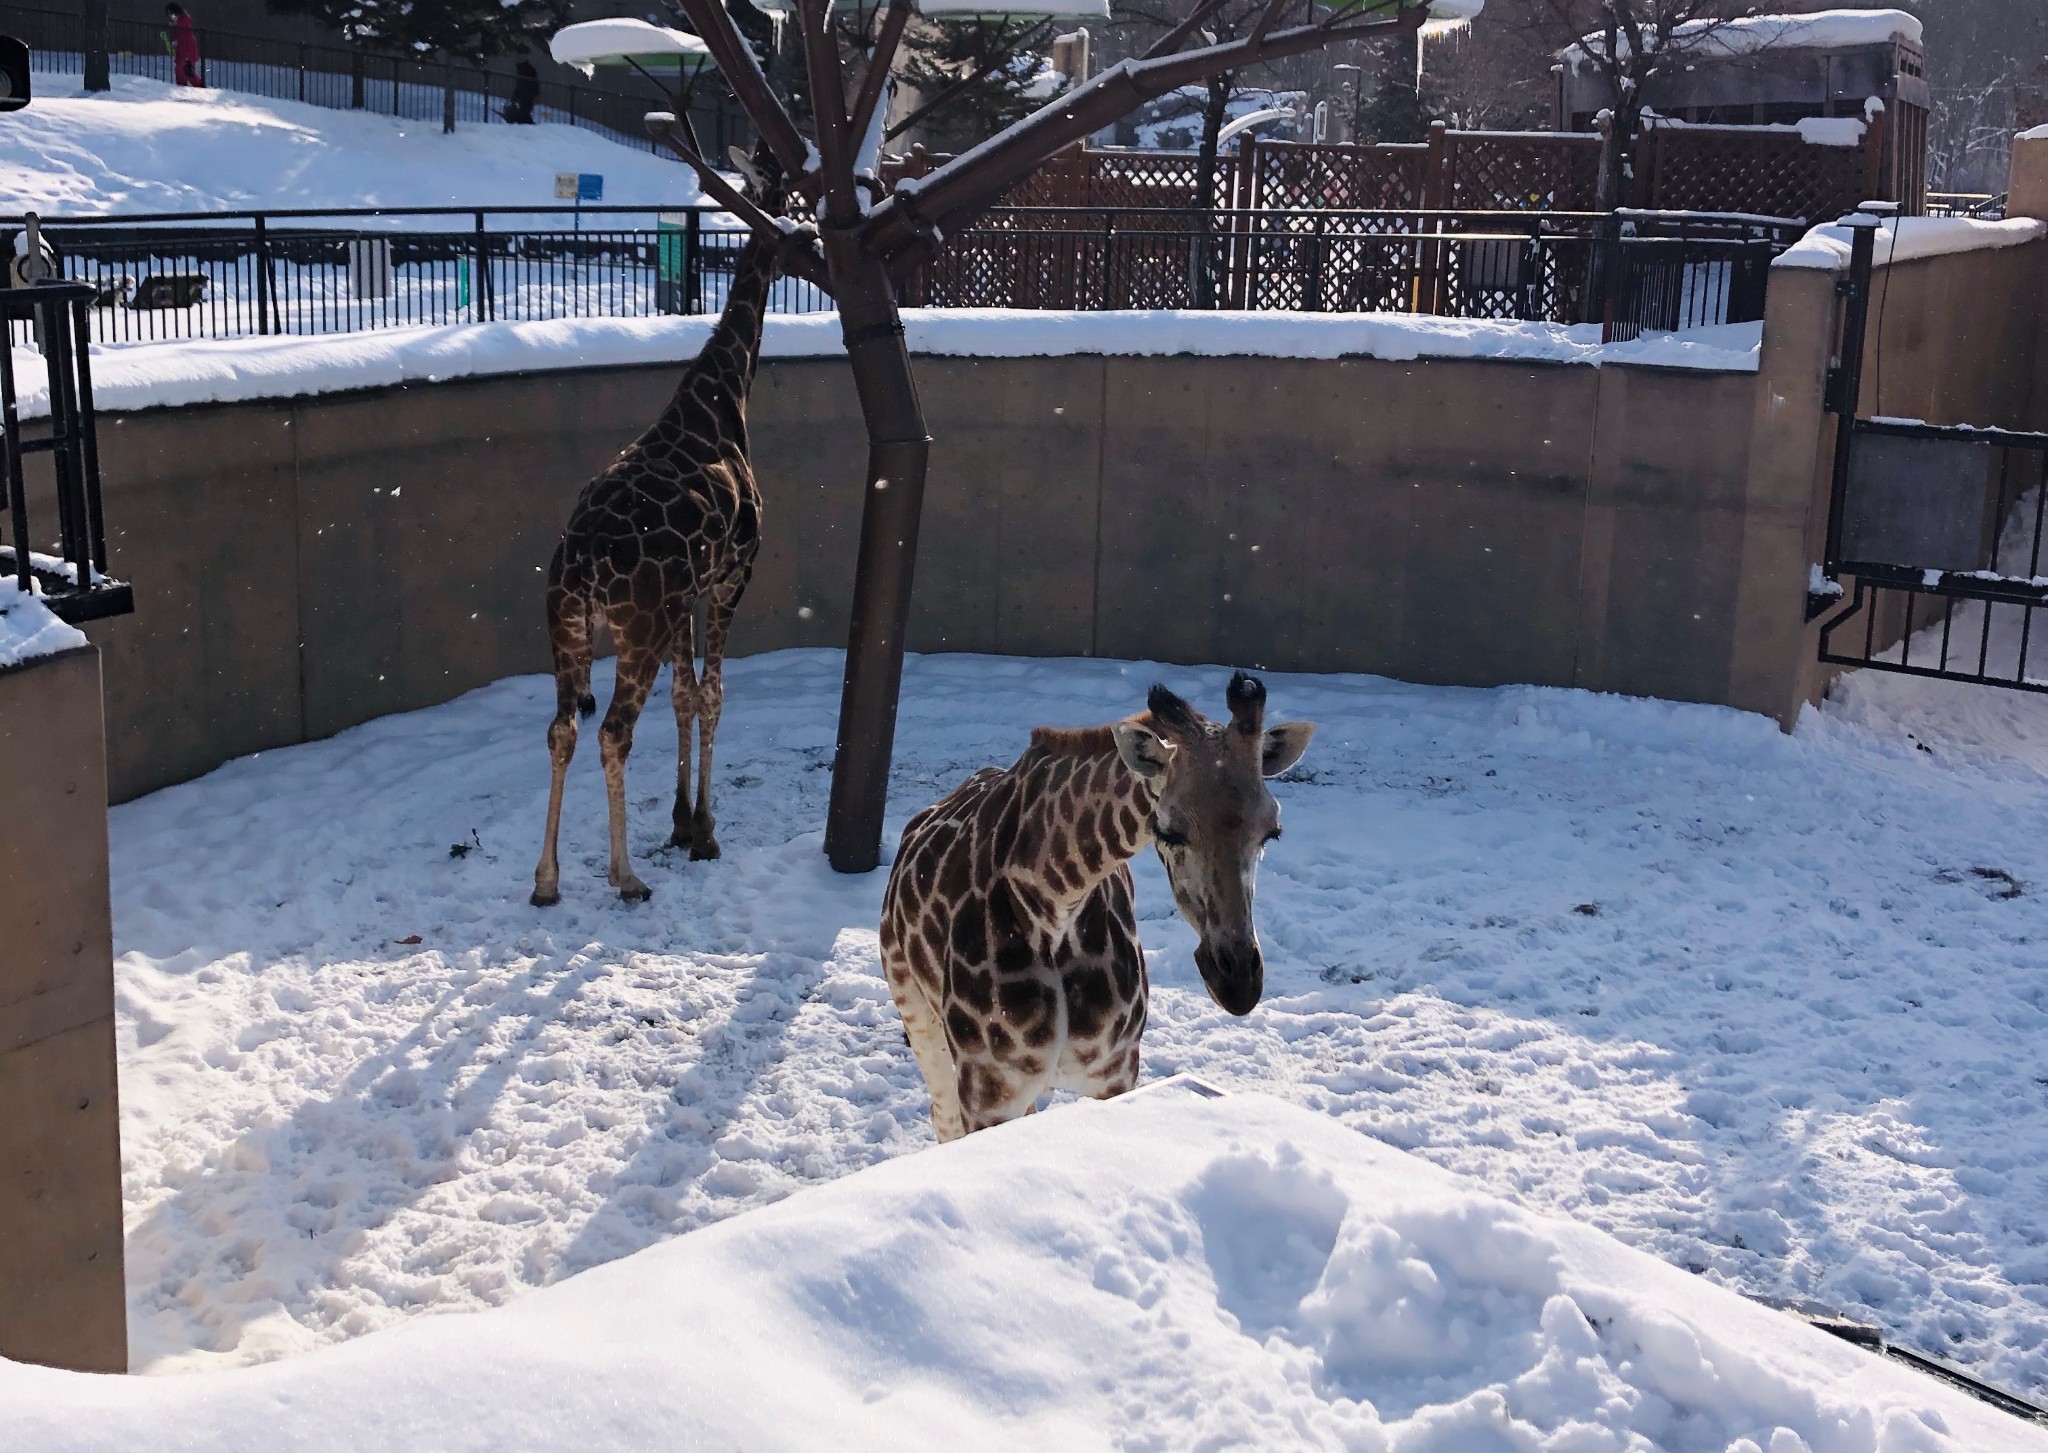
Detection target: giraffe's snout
<box><xmin>1193</xmin><ymin>936</ymin><xmax>1264</xmax><ymax>1016</ymax></box>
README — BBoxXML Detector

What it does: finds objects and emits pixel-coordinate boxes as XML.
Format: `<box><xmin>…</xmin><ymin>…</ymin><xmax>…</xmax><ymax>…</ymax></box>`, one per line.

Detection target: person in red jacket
<box><xmin>164</xmin><ymin>4</ymin><xmax>203</xmax><ymax>87</ymax></box>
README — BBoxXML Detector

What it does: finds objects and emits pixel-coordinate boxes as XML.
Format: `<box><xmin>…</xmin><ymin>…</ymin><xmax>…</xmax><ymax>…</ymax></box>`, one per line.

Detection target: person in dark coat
<box><xmin>503</xmin><ymin>60</ymin><xmax>539</xmax><ymax>124</ymax></box>
<box><xmin>164</xmin><ymin>3</ymin><xmax>203</xmax><ymax>87</ymax></box>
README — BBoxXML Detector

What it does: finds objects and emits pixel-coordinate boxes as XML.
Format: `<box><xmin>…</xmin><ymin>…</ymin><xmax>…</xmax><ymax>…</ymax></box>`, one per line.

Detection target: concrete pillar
<box><xmin>2011</xmin><ymin>132</ymin><xmax>2048</xmax><ymax>432</ymax></box>
<box><xmin>2007</xmin><ymin>129</ymin><xmax>2048</xmax><ymax>224</ymax></box>
<box><xmin>1726</xmin><ymin>263</ymin><xmax>1840</xmax><ymax>726</ymax></box>
<box><xmin>0</xmin><ymin>643</ymin><xmax>127</xmax><ymax>1374</ymax></box>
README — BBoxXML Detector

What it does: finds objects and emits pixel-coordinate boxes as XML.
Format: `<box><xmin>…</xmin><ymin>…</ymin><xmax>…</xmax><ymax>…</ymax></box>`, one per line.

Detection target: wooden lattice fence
<box><xmin>890</xmin><ymin>118</ymin><xmax>1887</xmax><ymax>314</ymax></box>
<box><xmin>1640</xmin><ymin>121</ymin><xmax>1883</xmax><ymax>222</ymax></box>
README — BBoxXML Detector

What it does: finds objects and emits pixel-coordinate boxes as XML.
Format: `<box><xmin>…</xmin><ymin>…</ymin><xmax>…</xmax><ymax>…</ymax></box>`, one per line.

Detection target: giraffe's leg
<box><xmin>902</xmin><ymin>993</ymin><xmax>967</xmax><ymax>1143</ymax></box>
<box><xmin>600</xmin><ymin>637</ymin><xmax>661</xmax><ymax>904</ymax></box>
<box><xmin>668</xmin><ymin>611</ymin><xmax>700</xmax><ymax>850</ymax></box>
<box><xmin>532</xmin><ymin>578</ymin><xmax>593</xmax><ymax>908</ymax></box>
<box><xmin>957</xmin><ymin>1056</ymin><xmax>1047</xmax><ymax>1137</ymax></box>
<box><xmin>689</xmin><ymin>576</ymin><xmax>746</xmax><ymax>861</ymax></box>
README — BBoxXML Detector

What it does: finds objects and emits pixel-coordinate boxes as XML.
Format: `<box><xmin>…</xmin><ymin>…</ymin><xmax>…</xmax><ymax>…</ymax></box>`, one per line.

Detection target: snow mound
<box><xmin>1776</xmin><ymin>215</ymin><xmax>2046</xmax><ymax>271</ymax></box>
<box><xmin>4</xmin><ymin>1085</ymin><xmax>2032</xmax><ymax>1451</ymax></box>
<box><xmin>0</xmin><ymin>579</ymin><xmax>87</xmax><ymax>669</ymax></box>
<box><xmin>2</xmin><ymin>73</ymin><xmax>705</xmax><ymax>217</ymax></box>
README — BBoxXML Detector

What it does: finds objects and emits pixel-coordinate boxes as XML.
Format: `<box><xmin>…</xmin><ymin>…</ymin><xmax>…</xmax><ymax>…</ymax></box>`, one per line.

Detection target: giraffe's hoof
<box><xmin>616</xmin><ymin>878</ymin><xmax>653</xmax><ymax>904</ymax></box>
<box><xmin>667</xmin><ymin>827</ymin><xmax>693</xmax><ymax>851</ymax></box>
<box><xmin>529</xmin><ymin>886</ymin><xmax>560</xmax><ymax>908</ymax></box>
<box><xmin>689</xmin><ymin>838</ymin><xmax>721</xmax><ymax>862</ymax></box>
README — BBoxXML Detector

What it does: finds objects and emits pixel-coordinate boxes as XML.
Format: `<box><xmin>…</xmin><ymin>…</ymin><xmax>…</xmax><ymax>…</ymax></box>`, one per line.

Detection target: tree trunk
<box><xmin>1192</xmin><ymin>75</ymin><xmax>1231</xmax><ymax>308</ymax></box>
<box><xmin>822</xmin><ymin>238</ymin><xmax>933</xmax><ymax>874</ymax></box>
<box><xmin>83</xmin><ymin>0</ymin><xmax>110</xmax><ymax>93</ymax></box>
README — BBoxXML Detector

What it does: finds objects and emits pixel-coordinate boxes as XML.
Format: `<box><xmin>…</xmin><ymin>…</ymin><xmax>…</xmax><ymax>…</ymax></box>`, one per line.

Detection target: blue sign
<box><xmin>577</xmin><ymin>173</ymin><xmax>604</xmax><ymax>202</ymax></box>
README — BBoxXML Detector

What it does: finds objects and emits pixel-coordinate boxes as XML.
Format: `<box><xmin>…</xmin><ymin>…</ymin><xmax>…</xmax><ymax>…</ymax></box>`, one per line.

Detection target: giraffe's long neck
<box><xmin>1005</xmin><ymin>735</ymin><xmax>1159</xmax><ymax>929</ymax></box>
<box><xmin>660</xmin><ymin>231</ymin><xmax>782</xmax><ymax>445</ymax></box>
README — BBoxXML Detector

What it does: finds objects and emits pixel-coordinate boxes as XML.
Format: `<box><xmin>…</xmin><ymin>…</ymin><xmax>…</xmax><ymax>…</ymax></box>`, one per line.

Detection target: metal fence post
<box><xmin>443</xmin><ymin>57</ymin><xmax>456</xmax><ymax>133</ymax></box>
<box><xmin>254</xmin><ymin>214</ymin><xmax>273</xmax><ymax>336</ymax></box>
<box><xmin>1823</xmin><ymin>209</ymin><xmax>1883</xmax><ymax>574</ymax></box>
<box><xmin>474</xmin><ymin>211</ymin><xmax>494</xmax><ymax>321</ymax></box>
<box><xmin>298</xmin><ymin>43</ymin><xmax>308</xmax><ymax>103</ymax></box>
<box><xmin>351</xmin><ymin>48</ymin><xmax>364</xmax><ymax>109</ymax></box>
<box><xmin>686</xmin><ymin>210</ymin><xmax>703</xmax><ymax>315</ymax></box>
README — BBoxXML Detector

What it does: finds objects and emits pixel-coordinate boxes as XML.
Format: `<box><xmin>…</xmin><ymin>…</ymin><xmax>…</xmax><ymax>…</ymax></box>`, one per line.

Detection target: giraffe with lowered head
<box><xmin>532</xmin><ymin>150</ymin><xmax>811</xmax><ymax>907</ymax></box>
<box><xmin>880</xmin><ymin>673</ymin><xmax>1315</xmax><ymax>1139</ymax></box>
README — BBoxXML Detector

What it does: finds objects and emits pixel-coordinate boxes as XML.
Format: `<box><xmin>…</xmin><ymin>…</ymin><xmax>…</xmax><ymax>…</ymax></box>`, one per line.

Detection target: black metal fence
<box><xmin>1819</xmin><ymin>419</ymin><xmax>2048</xmax><ymax>692</ymax></box>
<box><xmin>5</xmin><ymin>206</ymin><xmax>832</xmax><ymax>345</ymax></box>
<box><xmin>4</xmin><ymin>203</ymin><xmax>1798</xmax><ymax>346</ymax></box>
<box><xmin>9</xmin><ymin>3</ymin><xmax>748</xmax><ymax>160</ymax></box>
<box><xmin>2</xmin><ymin>282</ymin><xmax>132</xmax><ymax>625</ymax></box>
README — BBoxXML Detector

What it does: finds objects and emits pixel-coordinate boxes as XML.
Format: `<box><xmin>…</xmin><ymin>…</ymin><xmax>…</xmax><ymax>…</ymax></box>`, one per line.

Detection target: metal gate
<box><xmin>1813</xmin><ymin>206</ymin><xmax>2048</xmax><ymax>691</ymax></box>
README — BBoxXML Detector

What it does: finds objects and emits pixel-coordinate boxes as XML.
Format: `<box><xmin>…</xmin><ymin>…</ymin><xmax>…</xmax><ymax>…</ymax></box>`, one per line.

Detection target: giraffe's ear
<box><xmin>1261</xmin><ymin>722</ymin><xmax>1315</xmax><ymax>778</ymax></box>
<box><xmin>727</xmin><ymin>144</ymin><xmax>768</xmax><ymax>195</ymax></box>
<box><xmin>1112</xmin><ymin>722</ymin><xmax>1177</xmax><ymax>780</ymax></box>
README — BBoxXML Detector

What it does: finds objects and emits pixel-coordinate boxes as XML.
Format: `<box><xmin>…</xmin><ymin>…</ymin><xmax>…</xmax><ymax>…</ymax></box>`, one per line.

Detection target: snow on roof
<box><xmin>548</xmin><ymin>19</ymin><xmax>712</xmax><ymax>76</ymax></box>
<box><xmin>0</xmin><ymin>579</ymin><xmax>88</xmax><ymax>671</ymax></box>
<box><xmin>1563</xmin><ymin>8</ymin><xmax>1921</xmax><ymax>67</ymax></box>
<box><xmin>2022</xmin><ymin>123</ymin><xmax>2048</xmax><ymax>143</ymax></box>
<box><xmin>1</xmin><ymin>313</ymin><xmax>1759</xmax><ymax>423</ymax></box>
<box><xmin>1776</xmin><ymin>214</ymin><xmax>2047</xmax><ymax>270</ymax></box>
<box><xmin>3</xmin><ymin>1086</ymin><xmax>2035</xmax><ymax>1452</ymax></box>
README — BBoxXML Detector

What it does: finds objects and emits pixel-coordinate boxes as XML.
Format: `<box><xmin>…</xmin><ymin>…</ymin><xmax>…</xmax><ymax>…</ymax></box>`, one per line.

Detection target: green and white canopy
<box><xmin>549</xmin><ymin>19</ymin><xmax>716</xmax><ymax>77</ymax></box>
<box><xmin>742</xmin><ymin>0</ymin><xmax>1109</xmax><ymax>18</ymax></box>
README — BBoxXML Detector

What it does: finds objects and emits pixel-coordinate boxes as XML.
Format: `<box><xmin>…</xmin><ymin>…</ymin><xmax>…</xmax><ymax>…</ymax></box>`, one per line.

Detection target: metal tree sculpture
<box><xmin>560</xmin><ymin>0</ymin><xmax>1423</xmax><ymax>872</ymax></box>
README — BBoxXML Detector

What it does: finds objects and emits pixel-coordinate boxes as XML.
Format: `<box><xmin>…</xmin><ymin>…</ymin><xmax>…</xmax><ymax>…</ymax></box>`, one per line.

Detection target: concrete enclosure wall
<box><xmin>60</xmin><ymin>346</ymin><xmax>1793</xmax><ymax>803</ymax></box>
<box><xmin>0</xmin><ymin>645</ymin><xmax>128</xmax><ymax>1373</ymax></box>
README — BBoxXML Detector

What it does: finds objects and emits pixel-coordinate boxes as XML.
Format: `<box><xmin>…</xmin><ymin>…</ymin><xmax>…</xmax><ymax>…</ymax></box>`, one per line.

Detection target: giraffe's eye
<box><xmin>1152</xmin><ymin>820</ymin><xmax>1188</xmax><ymax>848</ymax></box>
<box><xmin>1263</xmin><ymin>825</ymin><xmax>1283</xmax><ymax>844</ymax></box>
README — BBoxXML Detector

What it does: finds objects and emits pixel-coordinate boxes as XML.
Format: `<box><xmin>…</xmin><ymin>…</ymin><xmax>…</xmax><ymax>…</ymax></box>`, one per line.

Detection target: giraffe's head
<box><xmin>728</xmin><ymin>139</ymin><xmax>792</xmax><ymax>214</ymax></box>
<box><xmin>1111</xmin><ymin>673</ymin><xmax>1315</xmax><ymax>1016</ymax></box>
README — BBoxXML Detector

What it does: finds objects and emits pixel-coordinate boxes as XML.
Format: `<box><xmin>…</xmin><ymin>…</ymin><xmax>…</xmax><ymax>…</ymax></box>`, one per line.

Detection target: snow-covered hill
<box><xmin>0</xmin><ymin>74</ymin><xmax>708</xmax><ymax>217</ymax></box>
<box><xmin>5</xmin><ymin>1086</ymin><xmax>2037</xmax><ymax>1452</ymax></box>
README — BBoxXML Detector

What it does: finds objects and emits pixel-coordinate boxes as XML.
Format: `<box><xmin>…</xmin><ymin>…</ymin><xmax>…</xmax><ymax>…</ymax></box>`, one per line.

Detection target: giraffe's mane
<box><xmin>1028</xmin><ymin>723</ymin><xmax>1122</xmax><ymax>757</ymax></box>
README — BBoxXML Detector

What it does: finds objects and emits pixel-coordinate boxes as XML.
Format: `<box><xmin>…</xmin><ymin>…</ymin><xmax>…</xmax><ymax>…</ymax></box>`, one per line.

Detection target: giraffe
<box><xmin>531</xmin><ymin>152</ymin><xmax>810</xmax><ymax>907</ymax></box>
<box><xmin>880</xmin><ymin>673</ymin><xmax>1315</xmax><ymax>1140</ymax></box>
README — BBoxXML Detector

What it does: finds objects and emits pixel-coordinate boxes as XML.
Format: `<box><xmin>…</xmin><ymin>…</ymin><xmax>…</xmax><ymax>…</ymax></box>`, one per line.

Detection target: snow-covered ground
<box><xmin>97</xmin><ymin>647</ymin><xmax>2048</xmax><ymax>1410</ymax></box>
<box><xmin>7</xmin><ymin>1085</ymin><xmax>2038</xmax><ymax>1453</ymax></box>
<box><xmin>2</xmin><ymin>73</ymin><xmax>705</xmax><ymax>217</ymax></box>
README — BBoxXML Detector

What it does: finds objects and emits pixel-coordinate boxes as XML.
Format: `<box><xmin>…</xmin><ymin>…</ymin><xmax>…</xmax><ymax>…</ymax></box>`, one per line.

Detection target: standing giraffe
<box><xmin>880</xmin><ymin>673</ymin><xmax>1315</xmax><ymax>1139</ymax></box>
<box><xmin>531</xmin><ymin>155</ymin><xmax>809</xmax><ymax>907</ymax></box>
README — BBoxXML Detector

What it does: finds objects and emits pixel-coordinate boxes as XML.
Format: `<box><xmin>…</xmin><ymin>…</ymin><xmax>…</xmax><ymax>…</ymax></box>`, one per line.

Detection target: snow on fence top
<box><xmin>0</xmin><ymin>580</ymin><xmax>88</xmax><ymax>671</ymax></box>
<box><xmin>2</xmin><ymin>1087</ymin><xmax>2034</xmax><ymax>1453</ymax></box>
<box><xmin>1563</xmin><ymin>8</ymin><xmax>1921</xmax><ymax>67</ymax></box>
<box><xmin>1776</xmin><ymin>215</ymin><xmax>2047</xmax><ymax>271</ymax></box>
<box><xmin>3</xmin><ymin>312</ymin><xmax>1762</xmax><ymax>420</ymax></box>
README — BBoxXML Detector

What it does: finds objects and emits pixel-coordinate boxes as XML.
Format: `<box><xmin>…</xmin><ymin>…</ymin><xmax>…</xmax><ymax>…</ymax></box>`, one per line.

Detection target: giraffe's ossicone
<box><xmin>880</xmin><ymin>673</ymin><xmax>1316</xmax><ymax>1140</ymax></box>
<box><xmin>531</xmin><ymin>147</ymin><xmax>813</xmax><ymax>907</ymax></box>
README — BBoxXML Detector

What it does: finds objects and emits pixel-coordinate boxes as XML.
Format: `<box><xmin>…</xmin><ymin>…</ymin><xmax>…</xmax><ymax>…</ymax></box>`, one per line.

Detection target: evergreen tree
<box><xmin>266</xmin><ymin>0</ymin><xmax>572</xmax><ymax>61</ymax></box>
<box><xmin>898</xmin><ymin>19</ymin><xmax>1061</xmax><ymax>144</ymax></box>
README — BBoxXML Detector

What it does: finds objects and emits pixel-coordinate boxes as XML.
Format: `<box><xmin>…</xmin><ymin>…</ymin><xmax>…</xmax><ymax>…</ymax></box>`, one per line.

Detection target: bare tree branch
<box><xmin>865</xmin><ymin>1</ymin><xmax>1405</xmax><ymax>273</ymax></box>
<box><xmin>847</xmin><ymin>0</ymin><xmax>914</xmax><ymax>150</ymax></box>
<box><xmin>671</xmin><ymin>0</ymin><xmax>812</xmax><ymax>180</ymax></box>
<box><xmin>643</xmin><ymin>110</ymin><xmax>834</xmax><ymax>291</ymax></box>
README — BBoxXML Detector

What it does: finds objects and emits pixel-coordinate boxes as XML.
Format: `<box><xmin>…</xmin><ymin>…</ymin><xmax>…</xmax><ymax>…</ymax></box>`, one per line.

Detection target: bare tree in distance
<box><xmin>605</xmin><ymin>0</ymin><xmax>1416</xmax><ymax>871</ymax></box>
<box><xmin>1518</xmin><ymin>0</ymin><xmax>1751</xmax><ymax>206</ymax></box>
